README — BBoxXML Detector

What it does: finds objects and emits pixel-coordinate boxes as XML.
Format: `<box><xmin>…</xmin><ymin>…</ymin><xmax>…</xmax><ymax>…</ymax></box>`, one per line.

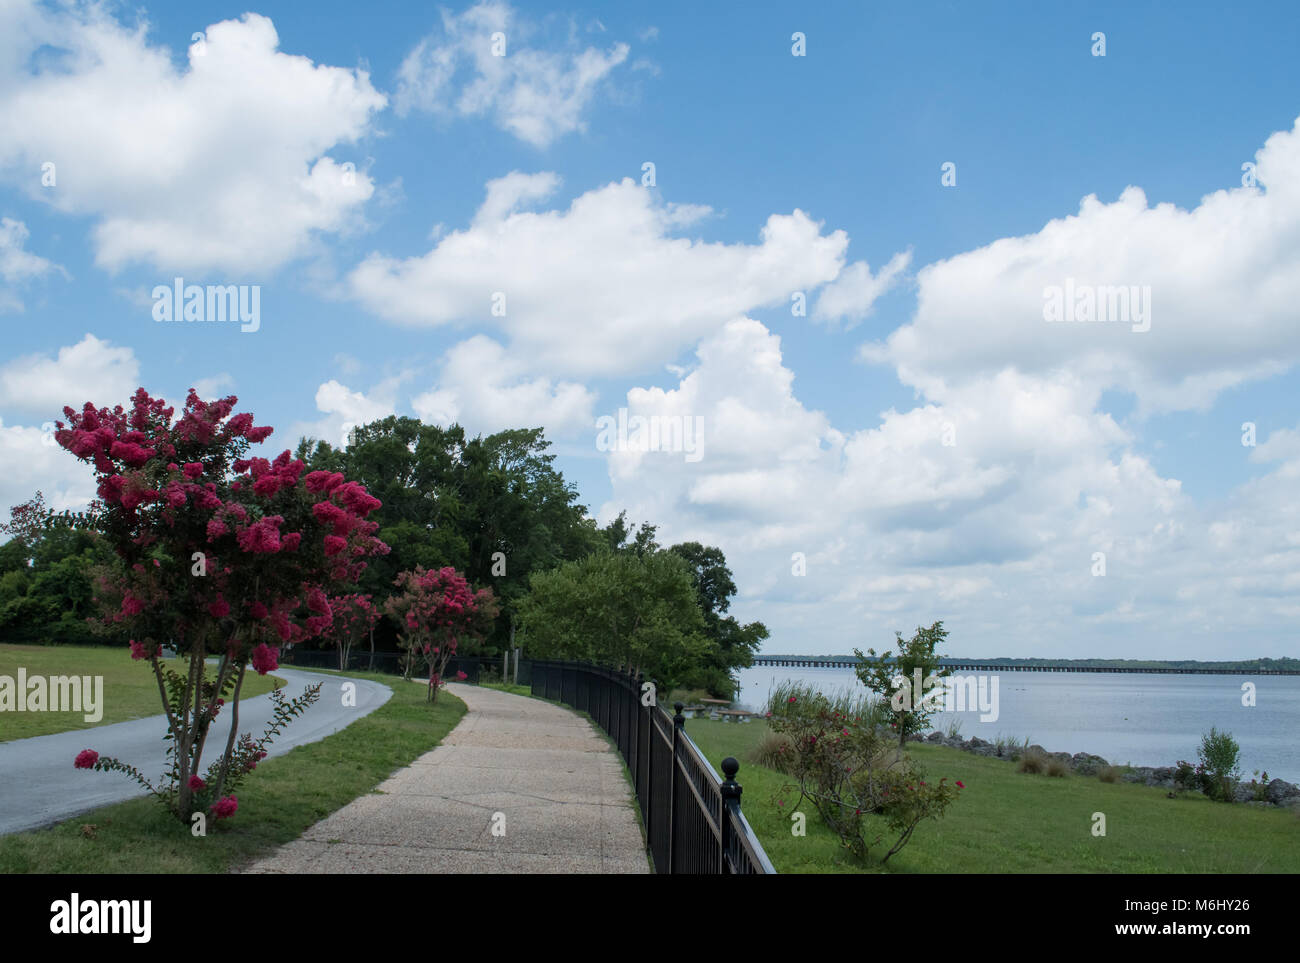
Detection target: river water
<box><xmin>733</xmin><ymin>665</ymin><xmax>1300</xmax><ymax>784</ymax></box>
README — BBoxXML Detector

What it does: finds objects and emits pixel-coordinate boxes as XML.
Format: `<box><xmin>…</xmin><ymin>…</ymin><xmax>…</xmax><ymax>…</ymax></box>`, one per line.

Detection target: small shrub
<box><xmin>1098</xmin><ymin>765</ymin><xmax>1120</xmax><ymax>783</ymax></box>
<box><xmin>750</xmin><ymin>730</ymin><xmax>795</xmax><ymax>774</ymax></box>
<box><xmin>1196</xmin><ymin>727</ymin><xmax>1242</xmax><ymax>802</ymax></box>
<box><xmin>943</xmin><ymin>718</ymin><xmax>963</xmax><ymax>740</ymax></box>
<box><xmin>1018</xmin><ymin>748</ymin><xmax>1047</xmax><ymax>774</ymax></box>
<box><xmin>1173</xmin><ymin>759</ymin><xmax>1199</xmax><ymax>793</ymax></box>
<box><xmin>1247</xmin><ymin>770</ymin><xmax>1271</xmax><ymax>802</ymax></box>
<box><xmin>1045</xmin><ymin>756</ymin><xmax>1069</xmax><ymax>778</ymax></box>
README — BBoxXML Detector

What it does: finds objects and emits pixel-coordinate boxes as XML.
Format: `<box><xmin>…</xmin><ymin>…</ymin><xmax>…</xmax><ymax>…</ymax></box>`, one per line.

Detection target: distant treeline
<box><xmin>782</xmin><ymin>655</ymin><xmax>1300</xmax><ymax>672</ymax></box>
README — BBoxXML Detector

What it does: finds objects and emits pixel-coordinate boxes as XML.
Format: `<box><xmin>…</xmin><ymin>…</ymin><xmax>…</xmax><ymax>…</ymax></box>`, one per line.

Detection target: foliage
<box><xmin>322</xmin><ymin>593</ymin><xmax>379</xmax><ymax>670</ymax></box>
<box><xmin>854</xmin><ymin>621</ymin><xmax>953</xmax><ymax>748</ymax></box>
<box><xmin>1196</xmin><ymin>727</ymin><xmax>1242</xmax><ymax>802</ymax></box>
<box><xmin>764</xmin><ymin>682</ymin><xmax>962</xmax><ymax>864</ymax></box>
<box><xmin>296</xmin><ymin>419</ymin><xmax>600</xmax><ymax>650</ymax></box>
<box><xmin>54</xmin><ymin>387</ymin><xmax>388</xmax><ymax>822</ymax></box>
<box><xmin>384</xmin><ymin>565</ymin><xmax>498</xmax><ymax>701</ymax></box>
<box><xmin>668</xmin><ymin>541</ymin><xmax>768</xmax><ymax>698</ymax></box>
<box><xmin>516</xmin><ymin>548</ymin><xmax>709</xmax><ymax>692</ymax></box>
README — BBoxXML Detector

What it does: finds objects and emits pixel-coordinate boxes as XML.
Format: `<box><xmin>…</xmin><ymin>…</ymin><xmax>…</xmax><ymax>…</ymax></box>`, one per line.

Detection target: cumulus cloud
<box><xmin>812</xmin><ymin>250</ymin><xmax>911</xmax><ymax>326</ymax></box>
<box><xmin>395</xmin><ymin>0</ymin><xmax>629</xmax><ymax>147</ymax></box>
<box><xmin>0</xmin><ymin>334</ymin><xmax>139</xmax><ymax>418</ymax></box>
<box><xmin>593</xmin><ymin>316</ymin><xmax>1300</xmax><ymax>658</ymax></box>
<box><xmin>291</xmin><ymin>377</ymin><xmax>404</xmax><ymax>450</ymax></box>
<box><xmin>348</xmin><ymin>173</ymin><xmax>850</xmax><ymax>376</ymax></box>
<box><xmin>862</xmin><ymin>115</ymin><xmax>1300</xmax><ymax>414</ymax></box>
<box><xmin>0</xmin><ymin>216</ymin><xmax>63</xmax><ymax>311</ymax></box>
<box><xmin>0</xmin><ymin>3</ymin><xmax>386</xmax><ymax>274</ymax></box>
<box><xmin>0</xmin><ymin>419</ymin><xmax>97</xmax><ymax>515</ymax></box>
<box><xmin>412</xmin><ymin>335</ymin><xmax>596</xmax><ymax>437</ymax></box>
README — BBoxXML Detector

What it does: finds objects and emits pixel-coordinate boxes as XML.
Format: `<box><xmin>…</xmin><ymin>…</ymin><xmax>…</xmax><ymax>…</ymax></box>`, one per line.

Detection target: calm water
<box><xmin>734</xmin><ymin>666</ymin><xmax>1300</xmax><ymax>784</ymax></box>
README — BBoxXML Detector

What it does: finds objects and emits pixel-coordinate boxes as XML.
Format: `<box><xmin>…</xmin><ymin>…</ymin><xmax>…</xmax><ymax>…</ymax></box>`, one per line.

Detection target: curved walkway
<box><xmin>0</xmin><ymin>667</ymin><xmax>391</xmax><ymax>836</ymax></box>
<box><xmin>245</xmin><ymin>682</ymin><xmax>650</xmax><ymax>874</ymax></box>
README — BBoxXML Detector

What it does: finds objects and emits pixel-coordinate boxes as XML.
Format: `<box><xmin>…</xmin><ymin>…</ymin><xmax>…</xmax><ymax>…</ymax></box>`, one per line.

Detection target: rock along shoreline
<box><xmin>913</xmin><ymin>730</ymin><xmax>1300</xmax><ymax>811</ymax></box>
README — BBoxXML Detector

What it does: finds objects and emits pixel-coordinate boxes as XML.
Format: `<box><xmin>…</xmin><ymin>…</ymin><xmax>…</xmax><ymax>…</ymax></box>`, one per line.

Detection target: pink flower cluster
<box><xmin>74</xmin><ymin>749</ymin><xmax>99</xmax><ymax>769</ymax></box>
<box><xmin>211</xmin><ymin>795</ymin><xmax>238</xmax><ymax>819</ymax></box>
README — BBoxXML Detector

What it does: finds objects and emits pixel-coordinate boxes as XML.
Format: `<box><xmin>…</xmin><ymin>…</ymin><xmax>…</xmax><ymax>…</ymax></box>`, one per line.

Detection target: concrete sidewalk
<box><xmin>245</xmin><ymin>682</ymin><xmax>650</xmax><ymax>874</ymax></box>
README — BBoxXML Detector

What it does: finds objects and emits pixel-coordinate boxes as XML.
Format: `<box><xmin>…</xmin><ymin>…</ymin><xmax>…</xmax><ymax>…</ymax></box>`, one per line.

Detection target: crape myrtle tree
<box><xmin>854</xmin><ymin>621</ymin><xmax>953</xmax><ymax>748</ymax></box>
<box><xmin>323</xmin><ymin>593</ymin><xmax>380</xmax><ymax>670</ymax></box>
<box><xmin>384</xmin><ymin>565</ymin><xmax>499</xmax><ymax>701</ymax></box>
<box><xmin>55</xmin><ymin>388</ymin><xmax>389</xmax><ymax>824</ymax></box>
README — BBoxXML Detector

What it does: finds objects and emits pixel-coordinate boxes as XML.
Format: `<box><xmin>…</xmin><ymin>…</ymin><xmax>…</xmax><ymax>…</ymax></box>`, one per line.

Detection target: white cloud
<box><xmin>348</xmin><ymin>173</ymin><xmax>850</xmax><ymax>377</ymax></box>
<box><xmin>411</xmin><ymin>335</ymin><xmax>595</xmax><ymax>437</ymax></box>
<box><xmin>593</xmin><ymin>317</ymin><xmax>1300</xmax><ymax>658</ymax></box>
<box><xmin>862</xmin><ymin>115</ymin><xmax>1300</xmax><ymax>414</ymax></box>
<box><xmin>0</xmin><ymin>334</ymin><xmax>139</xmax><ymax>418</ymax></box>
<box><xmin>812</xmin><ymin>250</ymin><xmax>911</xmax><ymax>326</ymax></box>
<box><xmin>0</xmin><ymin>419</ymin><xmax>97</xmax><ymax>516</ymax></box>
<box><xmin>395</xmin><ymin>0</ymin><xmax>629</xmax><ymax>148</ymax></box>
<box><xmin>0</xmin><ymin>216</ymin><xmax>62</xmax><ymax>311</ymax></box>
<box><xmin>291</xmin><ymin>377</ymin><xmax>404</xmax><ymax>450</ymax></box>
<box><xmin>0</xmin><ymin>4</ymin><xmax>386</xmax><ymax>274</ymax></box>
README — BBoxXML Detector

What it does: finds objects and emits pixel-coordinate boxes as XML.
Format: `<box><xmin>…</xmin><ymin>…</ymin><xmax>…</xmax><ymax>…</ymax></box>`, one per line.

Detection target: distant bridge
<box><xmin>750</xmin><ymin>656</ymin><xmax>1300</xmax><ymax>676</ymax></box>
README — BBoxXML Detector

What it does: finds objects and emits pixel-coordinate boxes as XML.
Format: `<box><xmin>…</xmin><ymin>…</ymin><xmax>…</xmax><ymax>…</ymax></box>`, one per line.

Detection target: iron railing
<box><xmin>529</xmin><ymin>660</ymin><xmax>777</xmax><ymax>875</ymax></box>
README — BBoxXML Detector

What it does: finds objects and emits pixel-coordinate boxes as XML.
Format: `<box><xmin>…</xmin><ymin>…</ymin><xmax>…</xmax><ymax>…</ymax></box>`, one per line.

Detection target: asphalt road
<box><xmin>0</xmin><ymin>667</ymin><xmax>391</xmax><ymax>836</ymax></box>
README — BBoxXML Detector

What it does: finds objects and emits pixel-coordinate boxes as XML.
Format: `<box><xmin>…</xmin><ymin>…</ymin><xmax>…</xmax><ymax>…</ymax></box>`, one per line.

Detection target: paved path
<box><xmin>245</xmin><ymin>682</ymin><xmax>650</xmax><ymax>874</ymax></box>
<box><xmin>0</xmin><ymin>667</ymin><xmax>391</xmax><ymax>836</ymax></box>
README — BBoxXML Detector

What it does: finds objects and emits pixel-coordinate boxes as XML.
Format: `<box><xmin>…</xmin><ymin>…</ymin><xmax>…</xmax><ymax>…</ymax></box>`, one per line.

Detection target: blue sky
<box><xmin>2</xmin><ymin>0</ymin><xmax>1299</xmax><ymax>660</ymax></box>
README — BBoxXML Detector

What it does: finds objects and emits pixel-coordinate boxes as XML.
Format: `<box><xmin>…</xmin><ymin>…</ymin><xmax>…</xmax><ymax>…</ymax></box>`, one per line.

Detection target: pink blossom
<box><xmin>182</xmin><ymin>462</ymin><xmax>203</xmax><ymax>479</ymax></box>
<box><xmin>323</xmin><ymin>535</ymin><xmax>347</xmax><ymax>556</ymax></box>
<box><xmin>188</xmin><ymin>775</ymin><xmax>206</xmax><ymax>790</ymax></box>
<box><xmin>251</xmin><ymin>643</ymin><xmax>279</xmax><ymax>675</ymax></box>
<box><xmin>74</xmin><ymin>749</ymin><xmax>99</xmax><ymax>769</ymax></box>
<box><xmin>211</xmin><ymin>795</ymin><xmax>238</xmax><ymax>819</ymax></box>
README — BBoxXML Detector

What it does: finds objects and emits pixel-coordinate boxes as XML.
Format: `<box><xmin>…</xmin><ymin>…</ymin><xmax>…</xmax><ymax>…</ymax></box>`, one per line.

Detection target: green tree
<box><xmin>669</xmin><ymin>541</ymin><xmax>768</xmax><ymax>697</ymax></box>
<box><xmin>854</xmin><ymin>621</ymin><xmax>952</xmax><ymax>748</ymax></box>
<box><xmin>516</xmin><ymin>549</ymin><xmax>709</xmax><ymax>692</ymax></box>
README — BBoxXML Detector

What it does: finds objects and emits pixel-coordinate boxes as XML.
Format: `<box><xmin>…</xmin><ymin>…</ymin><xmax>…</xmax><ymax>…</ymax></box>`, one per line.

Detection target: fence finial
<box><xmin>720</xmin><ymin>757</ymin><xmax>742</xmax><ymax>806</ymax></box>
<box><xmin>673</xmin><ymin>701</ymin><xmax>685</xmax><ymax>727</ymax></box>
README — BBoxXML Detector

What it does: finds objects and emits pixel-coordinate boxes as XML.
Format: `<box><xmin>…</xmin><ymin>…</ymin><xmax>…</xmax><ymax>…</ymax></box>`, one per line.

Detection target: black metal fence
<box><xmin>529</xmin><ymin>660</ymin><xmax>776</xmax><ymax>875</ymax></box>
<box><xmin>280</xmin><ymin>648</ymin><xmax>531</xmax><ymax>686</ymax></box>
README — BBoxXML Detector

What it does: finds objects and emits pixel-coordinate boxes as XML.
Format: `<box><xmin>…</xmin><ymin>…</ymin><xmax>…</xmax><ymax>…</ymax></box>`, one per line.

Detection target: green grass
<box><xmin>479</xmin><ymin>680</ymin><xmax>532</xmax><ymax>697</ymax></box>
<box><xmin>0</xmin><ymin>643</ymin><xmax>283</xmax><ymax>741</ymax></box>
<box><xmin>685</xmin><ymin>718</ymin><xmax>1300</xmax><ymax>874</ymax></box>
<box><xmin>0</xmin><ymin>669</ymin><xmax>465</xmax><ymax>873</ymax></box>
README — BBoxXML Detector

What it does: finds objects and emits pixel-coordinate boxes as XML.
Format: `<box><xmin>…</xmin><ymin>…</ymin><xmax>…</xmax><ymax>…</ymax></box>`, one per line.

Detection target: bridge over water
<box><xmin>750</xmin><ymin>656</ymin><xmax>1300</xmax><ymax>676</ymax></box>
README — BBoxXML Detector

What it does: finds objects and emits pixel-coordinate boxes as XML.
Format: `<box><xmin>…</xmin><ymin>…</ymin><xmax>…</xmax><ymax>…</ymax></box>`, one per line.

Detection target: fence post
<box><xmin>719</xmin><ymin>756</ymin><xmax>742</xmax><ymax>874</ymax></box>
<box><xmin>668</xmin><ymin>701</ymin><xmax>684</xmax><ymax>874</ymax></box>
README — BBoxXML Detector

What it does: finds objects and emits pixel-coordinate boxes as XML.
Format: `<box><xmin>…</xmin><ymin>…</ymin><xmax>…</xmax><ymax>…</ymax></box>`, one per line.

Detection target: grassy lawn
<box><xmin>685</xmin><ymin>717</ymin><xmax>1300</xmax><ymax>874</ymax></box>
<box><xmin>0</xmin><ymin>643</ymin><xmax>283</xmax><ymax>741</ymax></box>
<box><xmin>0</xmin><ymin>669</ymin><xmax>465</xmax><ymax>873</ymax></box>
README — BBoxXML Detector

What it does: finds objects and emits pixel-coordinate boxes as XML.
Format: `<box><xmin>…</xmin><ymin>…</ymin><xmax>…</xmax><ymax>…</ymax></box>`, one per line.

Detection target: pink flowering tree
<box><xmin>384</xmin><ymin>566</ymin><xmax>498</xmax><ymax>702</ymax></box>
<box><xmin>56</xmin><ymin>388</ymin><xmax>389</xmax><ymax>824</ymax></box>
<box><xmin>322</xmin><ymin>593</ymin><xmax>379</xmax><ymax>670</ymax></box>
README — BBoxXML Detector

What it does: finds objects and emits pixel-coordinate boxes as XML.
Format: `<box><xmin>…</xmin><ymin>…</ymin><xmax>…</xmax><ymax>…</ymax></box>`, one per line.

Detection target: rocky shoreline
<box><xmin>915</xmin><ymin>730</ymin><xmax>1300</xmax><ymax>811</ymax></box>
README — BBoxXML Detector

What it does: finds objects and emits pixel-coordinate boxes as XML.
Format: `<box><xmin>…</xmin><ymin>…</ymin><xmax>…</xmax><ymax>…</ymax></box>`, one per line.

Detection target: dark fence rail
<box><xmin>529</xmin><ymin>660</ymin><xmax>776</xmax><ymax>875</ymax></box>
<box><xmin>280</xmin><ymin>648</ymin><xmax>532</xmax><ymax>686</ymax></box>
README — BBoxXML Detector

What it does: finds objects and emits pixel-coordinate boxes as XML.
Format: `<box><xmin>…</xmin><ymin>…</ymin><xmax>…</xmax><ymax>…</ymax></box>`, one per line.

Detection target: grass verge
<box><xmin>0</xmin><ymin>668</ymin><xmax>465</xmax><ymax>873</ymax></box>
<box><xmin>1</xmin><ymin>643</ymin><xmax>283</xmax><ymax>741</ymax></box>
<box><xmin>685</xmin><ymin>717</ymin><xmax>1300</xmax><ymax>874</ymax></box>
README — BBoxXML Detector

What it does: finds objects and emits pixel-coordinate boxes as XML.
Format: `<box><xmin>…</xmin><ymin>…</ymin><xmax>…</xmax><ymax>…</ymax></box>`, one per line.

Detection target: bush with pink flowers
<box><xmin>765</xmin><ymin>682</ymin><xmax>962</xmax><ymax>864</ymax></box>
<box><xmin>55</xmin><ymin>388</ymin><xmax>389</xmax><ymax>823</ymax></box>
